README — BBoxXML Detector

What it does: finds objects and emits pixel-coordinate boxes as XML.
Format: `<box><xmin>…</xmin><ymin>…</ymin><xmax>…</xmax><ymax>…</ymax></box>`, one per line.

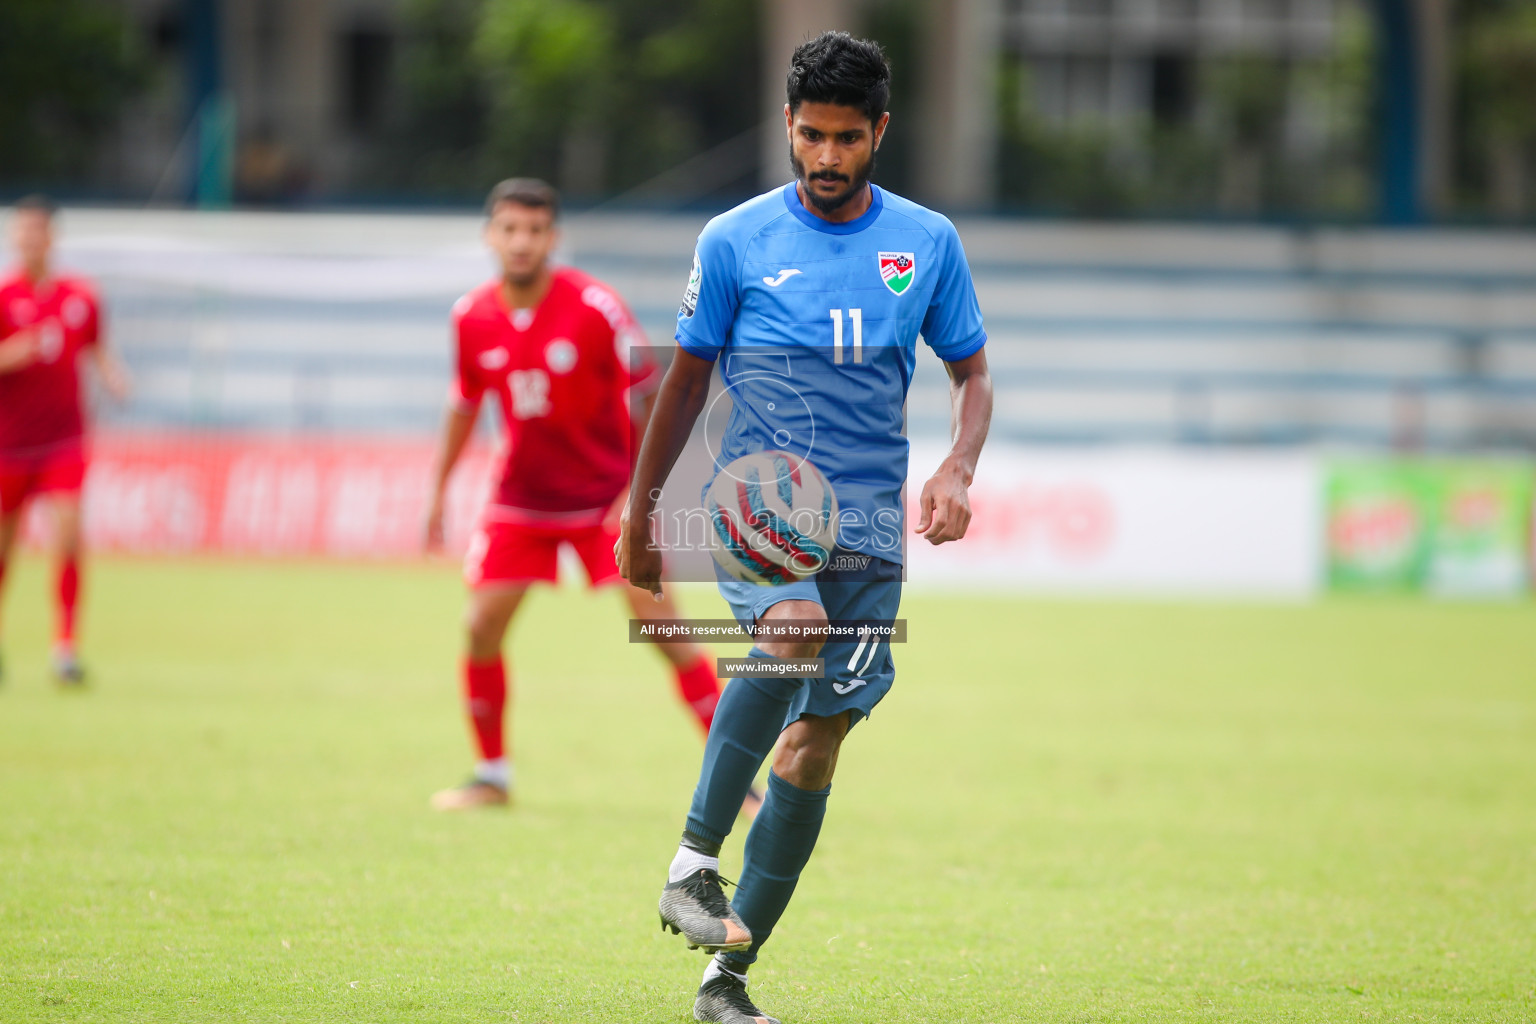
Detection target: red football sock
<box><xmin>56</xmin><ymin>556</ymin><xmax>80</xmax><ymax>649</ymax></box>
<box><xmin>674</xmin><ymin>655</ymin><xmax>722</xmax><ymax>733</ymax></box>
<box><xmin>462</xmin><ymin>656</ymin><xmax>508</xmax><ymax>761</ymax></box>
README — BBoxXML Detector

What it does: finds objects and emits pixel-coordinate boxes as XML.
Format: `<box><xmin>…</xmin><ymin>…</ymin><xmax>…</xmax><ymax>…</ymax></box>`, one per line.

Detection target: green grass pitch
<box><xmin>1</xmin><ymin>555</ymin><xmax>1533</xmax><ymax>1022</ymax></box>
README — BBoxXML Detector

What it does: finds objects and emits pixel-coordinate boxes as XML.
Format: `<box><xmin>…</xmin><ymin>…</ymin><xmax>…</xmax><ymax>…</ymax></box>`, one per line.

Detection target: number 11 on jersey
<box><xmin>829</xmin><ymin>308</ymin><xmax>863</xmax><ymax>365</ymax></box>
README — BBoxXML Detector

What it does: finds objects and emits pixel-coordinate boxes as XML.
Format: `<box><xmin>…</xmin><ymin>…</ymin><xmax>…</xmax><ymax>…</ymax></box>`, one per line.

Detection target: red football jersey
<box><xmin>0</xmin><ymin>270</ymin><xmax>102</xmax><ymax>459</ymax></box>
<box><xmin>451</xmin><ymin>266</ymin><xmax>658</xmax><ymax>523</ymax></box>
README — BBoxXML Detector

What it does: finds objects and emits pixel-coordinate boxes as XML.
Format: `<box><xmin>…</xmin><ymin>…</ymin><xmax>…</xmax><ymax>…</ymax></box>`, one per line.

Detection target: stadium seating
<box><xmin>67</xmin><ymin>209</ymin><xmax>1536</xmax><ymax>450</ymax></box>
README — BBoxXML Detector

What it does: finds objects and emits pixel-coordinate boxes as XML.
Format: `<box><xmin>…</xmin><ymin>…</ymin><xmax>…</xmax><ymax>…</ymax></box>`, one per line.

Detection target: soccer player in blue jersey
<box><xmin>617</xmin><ymin>31</ymin><xmax>993</xmax><ymax>1024</ymax></box>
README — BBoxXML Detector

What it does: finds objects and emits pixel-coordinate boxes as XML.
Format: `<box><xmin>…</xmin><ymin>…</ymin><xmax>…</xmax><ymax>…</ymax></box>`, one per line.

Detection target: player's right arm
<box><xmin>424</xmin><ymin>302</ymin><xmax>483</xmax><ymax>551</ymax></box>
<box><xmin>617</xmin><ymin>350</ymin><xmax>716</xmax><ymax>595</ymax></box>
<box><xmin>618</xmin><ymin>227</ymin><xmax>739</xmax><ymax>595</ymax></box>
<box><xmin>76</xmin><ymin>288</ymin><xmax>131</xmax><ymax>400</ymax></box>
<box><xmin>424</xmin><ymin>404</ymin><xmax>477</xmax><ymax>551</ymax></box>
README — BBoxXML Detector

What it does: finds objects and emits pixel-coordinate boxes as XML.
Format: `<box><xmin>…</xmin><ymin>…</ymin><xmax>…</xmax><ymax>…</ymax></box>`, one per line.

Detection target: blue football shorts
<box><xmin>715</xmin><ymin>548</ymin><xmax>903</xmax><ymax>730</ymax></box>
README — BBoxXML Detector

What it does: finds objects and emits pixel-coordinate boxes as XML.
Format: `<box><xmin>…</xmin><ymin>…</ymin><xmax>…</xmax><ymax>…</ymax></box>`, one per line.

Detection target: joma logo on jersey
<box><xmin>878</xmin><ymin>252</ymin><xmax>916</xmax><ymax>295</ymax></box>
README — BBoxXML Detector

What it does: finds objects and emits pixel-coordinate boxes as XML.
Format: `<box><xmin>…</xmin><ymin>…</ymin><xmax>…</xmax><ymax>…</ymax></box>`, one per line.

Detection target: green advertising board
<box><xmin>1325</xmin><ymin>459</ymin><xmax>1533</xmax><ymax>597</ymax></box>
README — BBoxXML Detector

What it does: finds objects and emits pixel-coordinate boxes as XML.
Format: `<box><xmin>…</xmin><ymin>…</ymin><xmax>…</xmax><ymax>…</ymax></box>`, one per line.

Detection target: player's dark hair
<box><xmin>786</xmin><ymin>31</ymin><xmax>891</xmax><ymax>125</ymax></box>
<box><xmin>484</xmin><ymin>178</ymin><xmax>559</xmax><ymax>221</ymax></box>
<box><xmin>14</xmin><ymin>194</ymin><xmax>57</xmax><ymax>217</ymax></box>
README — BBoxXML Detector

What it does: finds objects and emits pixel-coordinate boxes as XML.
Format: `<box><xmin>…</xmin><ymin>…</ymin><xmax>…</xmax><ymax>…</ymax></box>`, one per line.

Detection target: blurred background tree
<box><xmin>5</xmin><ymin>0</ymin><xmax>1536</xmax><ymax>223</ymax></box>
<box><xmin>1459</xmin><ymin>0</ymin><xmax>1536</xmax><ymax>219</ymax></box>
<box><xmin>382</xmin><ymin>0</ymin><xmax>491</xmax><ymax>196</ymax></box>
<box><xmin>995</xmin><ymin>1</ymin><xmax>1375</xmax><ymax>220</ymax></box>
<box><xmin>996</xmin><ymin>59</ymin><xmax>1144</xmax><ymax>217</ymax></box>
<box><xmin>1205</xmin><ymin>54</ymin><xmax>1287</xmax><ymax>214</ymax></box>
<box><xmin>380</xmin><ymin>0</ymin><xmax>759</xmax><ymax>201</ymax></box>
<box><xmin>0</xmin><ymin>0</ymin><xmax>147</xmax><ymax>187</ymax></box>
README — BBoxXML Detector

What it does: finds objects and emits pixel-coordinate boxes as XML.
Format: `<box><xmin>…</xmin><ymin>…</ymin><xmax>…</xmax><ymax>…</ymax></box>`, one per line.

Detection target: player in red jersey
<box><xmin>423</xmin><ymin>179</ymin><xmax>760</xmax><ymax>816</ymax></box>
<box><xmin>0</xmin><ymin>196</ymin><xmax>130</xmax><ymax>685</ymax></box>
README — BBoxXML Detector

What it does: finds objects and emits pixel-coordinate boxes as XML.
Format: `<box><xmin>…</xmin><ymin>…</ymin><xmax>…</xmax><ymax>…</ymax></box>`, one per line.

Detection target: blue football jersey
<box><xmin>675</xmin><ymin>182</ymin><xmax>986</xmax><ymax>563</ymax></box>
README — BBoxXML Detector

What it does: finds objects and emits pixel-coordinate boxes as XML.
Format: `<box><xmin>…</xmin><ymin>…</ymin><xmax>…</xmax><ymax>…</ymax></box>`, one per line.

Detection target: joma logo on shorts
<box><xmin>827</xmin><ymin>553</ymin><xmax>872</xmax><ymax>572</ymax></box>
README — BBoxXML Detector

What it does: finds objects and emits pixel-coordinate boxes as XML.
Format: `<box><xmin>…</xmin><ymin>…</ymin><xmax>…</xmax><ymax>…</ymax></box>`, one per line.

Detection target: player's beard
<box><xmin>504</xmin><ymin>266</ymin><xmax>542</xmax><ymax>288</ymax></box>
<box><xmin>501</xmin><ymin>257</ymin><xmax>547</xmax><ymax>289</ymax></box>
<box><xmin>790</xmin><ymin>147</ymin><xmax>877</xmax><ymax>215</ymax></box>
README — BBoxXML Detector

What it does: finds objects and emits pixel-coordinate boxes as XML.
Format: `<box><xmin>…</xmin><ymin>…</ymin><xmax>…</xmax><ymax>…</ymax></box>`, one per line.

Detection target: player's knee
<box><xmin>774</xmin><ymin>726</ymin><xmax>842</xmax><ymax>790</ymax></box>
<box><xmin>464</xmin><ymin>608</ymin><xmax>505</xmax><ymax>657</ymax></box>
<box><xmin>759</xmin><ymin>636</ymin><xmax>824</xmax><ymax>660</ymax></box>
<box><xmin>757</xmin><ymin>605</ymin><xmax>829</xmax><ymax>660</ymax></box>
<box><xmin>0</xmin><ymin>515</ymin><xmax>22</xmax><ymax>554</ymax></box>
<box><xmin>51</xmin><ymin>522</ymin><xmax>82</xmax><ymax>558</ymax></box>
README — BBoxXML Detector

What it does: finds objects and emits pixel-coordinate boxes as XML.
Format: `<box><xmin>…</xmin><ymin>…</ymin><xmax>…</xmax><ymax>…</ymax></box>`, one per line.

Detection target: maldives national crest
<box><xmin>878</xmin><ymin>251</ymin><xmax>916</xmax><ymax>295</ymax></box>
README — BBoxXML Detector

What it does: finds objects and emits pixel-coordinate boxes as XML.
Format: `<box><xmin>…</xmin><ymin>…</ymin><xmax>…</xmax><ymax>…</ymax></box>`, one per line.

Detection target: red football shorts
<box><xmin>463</xmin><ymin>519</ymin><xmax>622</xmax><ymax>589</ymax></box>
<box><xmin>0</xmin><ymin>448</ymin><xmax>87</xmax><ymax>514</ymax></box>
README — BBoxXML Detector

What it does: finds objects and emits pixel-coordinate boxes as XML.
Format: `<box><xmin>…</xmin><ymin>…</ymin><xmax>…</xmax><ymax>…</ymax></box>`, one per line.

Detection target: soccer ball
<box><xmin>706</xmin><ymin>451</ymin><xmax>838</xmax><ymax>584</ymax></box>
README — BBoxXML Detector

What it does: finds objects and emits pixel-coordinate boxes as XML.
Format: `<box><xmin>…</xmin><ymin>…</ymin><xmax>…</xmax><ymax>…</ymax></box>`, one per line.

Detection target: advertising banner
<box><xmin>23</xmin><ymin>434</ymin><xmax>495</xmax><ymax>558</ymax></box>
<box><xmin>1325</xmin><ymin>460</ymin><xmax>1533</xmax><ymax>597</ymax></box>
<box><xmin>905</xmin><ymin>444</ymin><xmax>1323</xmax><ymax>597</ymax></box>
<box><xmin>21</xmin><ymin>433</ymin><xmax>1529</xmax><ymax>600</ymax></box>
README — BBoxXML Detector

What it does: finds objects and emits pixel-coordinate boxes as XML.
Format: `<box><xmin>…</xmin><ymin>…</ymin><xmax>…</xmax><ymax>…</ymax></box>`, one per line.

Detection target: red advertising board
<box><xmin>23</xmin><ymin>433</ymin><xmax>495</xmax><ymax>557</ymax></box>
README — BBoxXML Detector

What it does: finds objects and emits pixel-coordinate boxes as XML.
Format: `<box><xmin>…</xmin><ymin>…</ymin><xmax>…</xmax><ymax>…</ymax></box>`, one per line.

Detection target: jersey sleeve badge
<box><xmin>680</xmin><ymin>250</ymin><xmax>702</xmax><ymax>317</ymax></box>
<box><xmin>878</xmin><ymin>252</ymin><xmax>916</xmax><ymax>295</ymax></box>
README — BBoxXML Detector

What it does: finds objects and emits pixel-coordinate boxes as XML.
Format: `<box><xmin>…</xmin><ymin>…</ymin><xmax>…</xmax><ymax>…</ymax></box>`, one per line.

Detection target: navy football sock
<box><xmin>683</xmin><ymin>648</ymin><xmax>801</xmax><ymax>845</ymax></box>
<box><xmin>725</xmin><ymin>769</ymin><xmax>831</xmax><ymax>966</ymax></box>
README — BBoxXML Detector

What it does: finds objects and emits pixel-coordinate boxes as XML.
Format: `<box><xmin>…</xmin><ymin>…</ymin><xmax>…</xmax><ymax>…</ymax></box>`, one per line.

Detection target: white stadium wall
<box><xmin>905</xmin><ymin>443</ymin><xmax>1324</xmax><ymax>598</ymax></box>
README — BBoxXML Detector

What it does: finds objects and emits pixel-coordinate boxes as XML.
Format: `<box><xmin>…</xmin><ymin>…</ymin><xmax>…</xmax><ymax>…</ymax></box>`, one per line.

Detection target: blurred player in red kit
<box><xmin>423</xmin><ymin>179</ymin><xmax>760</xmax><ymax>817</ymax></box>
<box><xmin>0</xmin><ymin>196</ymin><xmax>130</xmax><ymax>685</ymax></box>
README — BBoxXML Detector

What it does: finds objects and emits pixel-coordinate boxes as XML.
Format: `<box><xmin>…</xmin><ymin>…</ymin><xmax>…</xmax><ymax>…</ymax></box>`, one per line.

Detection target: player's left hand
<box><xmin>422</xmin><ymin>494</ymin><xmax>446</xmax><ymax>552</ymax></box>
<box><xmin>915</xmin><ymin>463</ymin><xmax>972</xmax><ymax>545</ymax></box>
<box><xmin>616</xmin><ymin>503</ymin><xmax>665</xmax><ymax>600</ymax></box>
<box><xmin>99</xmin><ymin>355</ymin><xmax>132</xmax><ymax>402</ymax></box>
